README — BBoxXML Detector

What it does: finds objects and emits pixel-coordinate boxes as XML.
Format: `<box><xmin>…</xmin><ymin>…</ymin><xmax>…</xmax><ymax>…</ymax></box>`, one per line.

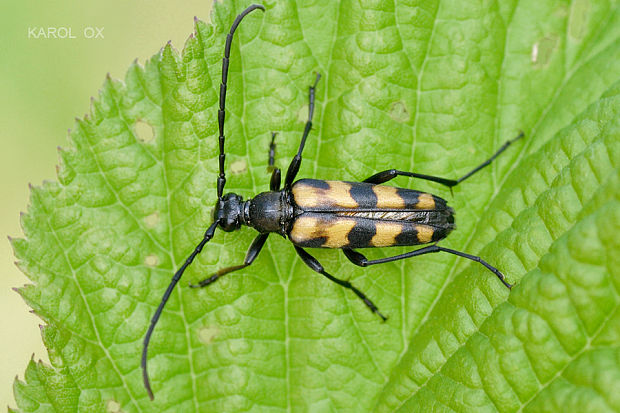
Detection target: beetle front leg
<box><xmin>189</xmin><ymin>233</ymin><xmax>269</xmax><ymax>288</ymax></box>
<box><xmin>284</xmin><ymin>74</ymin><xmax>321</xmax><ymax>188</ymax></box>
<box><xmin>267</xmin><ymin>132</ymin><xmax>277</xmax><ymax>172</ymax></box>
<box><xmin>270</xmin><ymin>167</ymin><xmax>281</xmax><ymax>191</ymax></box>
<box><xmin>268</xmin><ymin>132</ymin><xmax>282</xmax><ymax>190</ymax></box>
<box><xmin>294</xmin><ymin>246</ymin><xmax>387</xmax><ymax>321</ymax></box>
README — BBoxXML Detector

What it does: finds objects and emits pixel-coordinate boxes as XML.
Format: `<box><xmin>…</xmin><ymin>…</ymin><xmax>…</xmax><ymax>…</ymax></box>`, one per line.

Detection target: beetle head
<box><xmin>214</xmin><ymin>193</ymin><xmax>243</xmax><ymax>232</ymax></box>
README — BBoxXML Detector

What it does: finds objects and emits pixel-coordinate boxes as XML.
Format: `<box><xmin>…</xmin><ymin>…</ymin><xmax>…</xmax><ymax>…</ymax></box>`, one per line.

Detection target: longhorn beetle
<box><xmin>141</xmin><ymin>3</ymin><xmax>523</xmax><ymax>399</ymax></box>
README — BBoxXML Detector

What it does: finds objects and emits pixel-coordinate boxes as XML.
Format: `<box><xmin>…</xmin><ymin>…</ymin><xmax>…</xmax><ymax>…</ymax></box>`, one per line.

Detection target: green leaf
<box><xmin>10</xmin><ymin>0</ymin><xmax>620</xmax><ymax>411</ymax></box>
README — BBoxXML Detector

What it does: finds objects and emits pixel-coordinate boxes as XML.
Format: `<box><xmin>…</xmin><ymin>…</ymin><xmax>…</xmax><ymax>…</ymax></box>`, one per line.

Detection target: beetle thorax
<box><xmin>246</xmin><ymin>190</ymin><xmax>291</xmax><ymax>235</ymax></box>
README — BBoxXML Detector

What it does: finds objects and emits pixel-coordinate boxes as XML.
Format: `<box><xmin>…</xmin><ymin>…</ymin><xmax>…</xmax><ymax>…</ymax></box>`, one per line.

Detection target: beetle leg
<box><xmin>268</xmin><ymin>132</ymin><xmax>281</xmax><ymax>190</ymax></box>
<box><xmin>267</xmin><ymin>132</ymin><xmax>277</xmax><ymax>172</ymax></box>
<box><xmin>363</xmin><ymin>131</ymin><xmax>524</xmax><ymax>188</ymax></box>
<box><xmin>189</xmin><ymin>233</ymin><xmax>269</xmax><ymax>288</ymax></box>
<box><xmin>363</xmin><ymin>169</ymin><xmax>458</xmax><ymax>187</ymax></box>
<box><xmin>343</xmin><ymin>246</ymin><xmax>512</xmax><ymax>289</ymax></box>
<box><xmin>294</xmin><ymin>246</ymin><xmax>387</xmax><ymax>321</ymax></box>
<box><xmin>284</xmin><ymin>73</ymin><xmax>321</xmax><ymax>188</ymax></box>
<box><xmin>270</xmin><ymin>168</ymin><xmax>281</xmax><ymax>191</ymax></box>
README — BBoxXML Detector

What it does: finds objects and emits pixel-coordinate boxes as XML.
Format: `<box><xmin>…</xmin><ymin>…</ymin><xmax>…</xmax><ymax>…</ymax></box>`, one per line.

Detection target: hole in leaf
<box><xmin>198</xmin><ymin>325</ymin><xmax>220</xmax><ymax>345</ymax></box>
<box><xmin>106</xmin><ymin>399</ymin><xmax>123</xmax><ymax>413</ymax></box>
<box><xmin>144</xmin><ymin>212</ymin><xmax>160</xmax><ymax>228</ymax></box>
<box><xmin>389</xmin><ymin>101</ymin><xmax>410</xmax><ymax>123</ymax></box>
<box><xmin>531</xmin><ymin>35</ymin><xmax>558</xmax><ymax>67</ymax></box>
<box><xmin>230</xmin><ymin>159</ymin><xmax>247</xmax><ymax>175</ymax></box>
<box><xmin>134</xmin><ymin>119</ymin><xmax>154</xmax><ymax>143</ymax></box>
<box><xmin>144</xmin><ymin>254</ymin><xmax>159</xmax><ymax>267</ymax></box>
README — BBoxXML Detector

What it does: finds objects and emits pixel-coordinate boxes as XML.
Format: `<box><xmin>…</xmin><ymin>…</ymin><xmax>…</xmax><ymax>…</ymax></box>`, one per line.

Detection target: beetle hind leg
<box><xmin>295</xmin><ymin>246</ymin><xmax>387</xmax><ymax>321</ymax></box>
<box><xmin>343</xmin><ymin>247</ymin><xmax>512</xmax><ymax>289</ymax></box>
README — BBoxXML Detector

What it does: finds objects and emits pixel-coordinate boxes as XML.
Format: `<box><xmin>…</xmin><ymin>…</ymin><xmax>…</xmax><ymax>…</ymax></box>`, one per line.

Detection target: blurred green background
<box><xmin>0</xmin><ymin>0</ymin><xmax>210</xmax><ymax>407</ymax></box>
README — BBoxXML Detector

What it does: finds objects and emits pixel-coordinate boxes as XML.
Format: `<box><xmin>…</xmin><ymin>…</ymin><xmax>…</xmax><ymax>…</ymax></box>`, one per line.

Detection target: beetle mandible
<box><xmin>141</xmin><ymin>3</ymin><xmax>523</xmax><ymax>399</ymax></box>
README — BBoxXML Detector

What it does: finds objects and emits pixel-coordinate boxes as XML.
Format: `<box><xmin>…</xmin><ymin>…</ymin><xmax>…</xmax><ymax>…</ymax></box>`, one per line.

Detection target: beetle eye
<box><xmin>212</xmin><ymin>199</ymin><xmax>223</xmax><ymax>223</ymax></box>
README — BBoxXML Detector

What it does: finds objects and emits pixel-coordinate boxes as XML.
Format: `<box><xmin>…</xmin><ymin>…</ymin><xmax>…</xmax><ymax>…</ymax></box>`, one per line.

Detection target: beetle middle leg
<box><xmin>364</xmin><ymin>131</ymin><xmax>524</xmax><ymax>188</ymax></box>
<box><xmin>343</xmin><ymin>246</ymin><xmax>512</xmax><ymax>288</ymax></box>
<box><xmin>189</xmin><ymin>233</ymin><xmax>269</xmax><ymax>288</ymax></box>
<box><xmin>294</xmin><ymin>246</ymin><xmax>388</xmax><ymax>321</ymax></box>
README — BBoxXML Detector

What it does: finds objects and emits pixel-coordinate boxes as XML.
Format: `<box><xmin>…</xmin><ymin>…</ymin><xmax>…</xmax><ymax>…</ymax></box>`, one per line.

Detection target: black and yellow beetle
<box><xmin>141</xmin><ymin>4</ymin><xmax>523</xmax><ymax>399</ymax></box>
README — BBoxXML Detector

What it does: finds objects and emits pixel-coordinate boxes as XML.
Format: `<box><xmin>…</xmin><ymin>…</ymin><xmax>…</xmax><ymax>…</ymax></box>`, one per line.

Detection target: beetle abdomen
<box><xmin>292</xmin><ymin>179</ymin><xmax>448</xmax><ymax>211</ymax></box>
<box><xmin>289</xmin><ymin>179</ymin><xmax>455</xmax><ymax>248</ymax></box>
<box><xmin>289</xmin><ymin>212</ymin><xmax>455</xmax><ymax>249</ymax></box>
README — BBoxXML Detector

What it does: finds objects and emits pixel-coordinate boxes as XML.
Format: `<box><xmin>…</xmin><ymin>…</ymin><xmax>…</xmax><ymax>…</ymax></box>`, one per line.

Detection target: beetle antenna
<box><xmin>142</xmin><ymin>221</ymin><xmax>219</xmax><ymax>400</ymax></box>
<box><xmin>217</xmin><ymin>4</ymin><xmax>266</xmax><ymax>199</ymax></box>
<box><xmin>143</xmin><ymin>4</ymin><xmax>265</xmax><ymax>400</ymax></box>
